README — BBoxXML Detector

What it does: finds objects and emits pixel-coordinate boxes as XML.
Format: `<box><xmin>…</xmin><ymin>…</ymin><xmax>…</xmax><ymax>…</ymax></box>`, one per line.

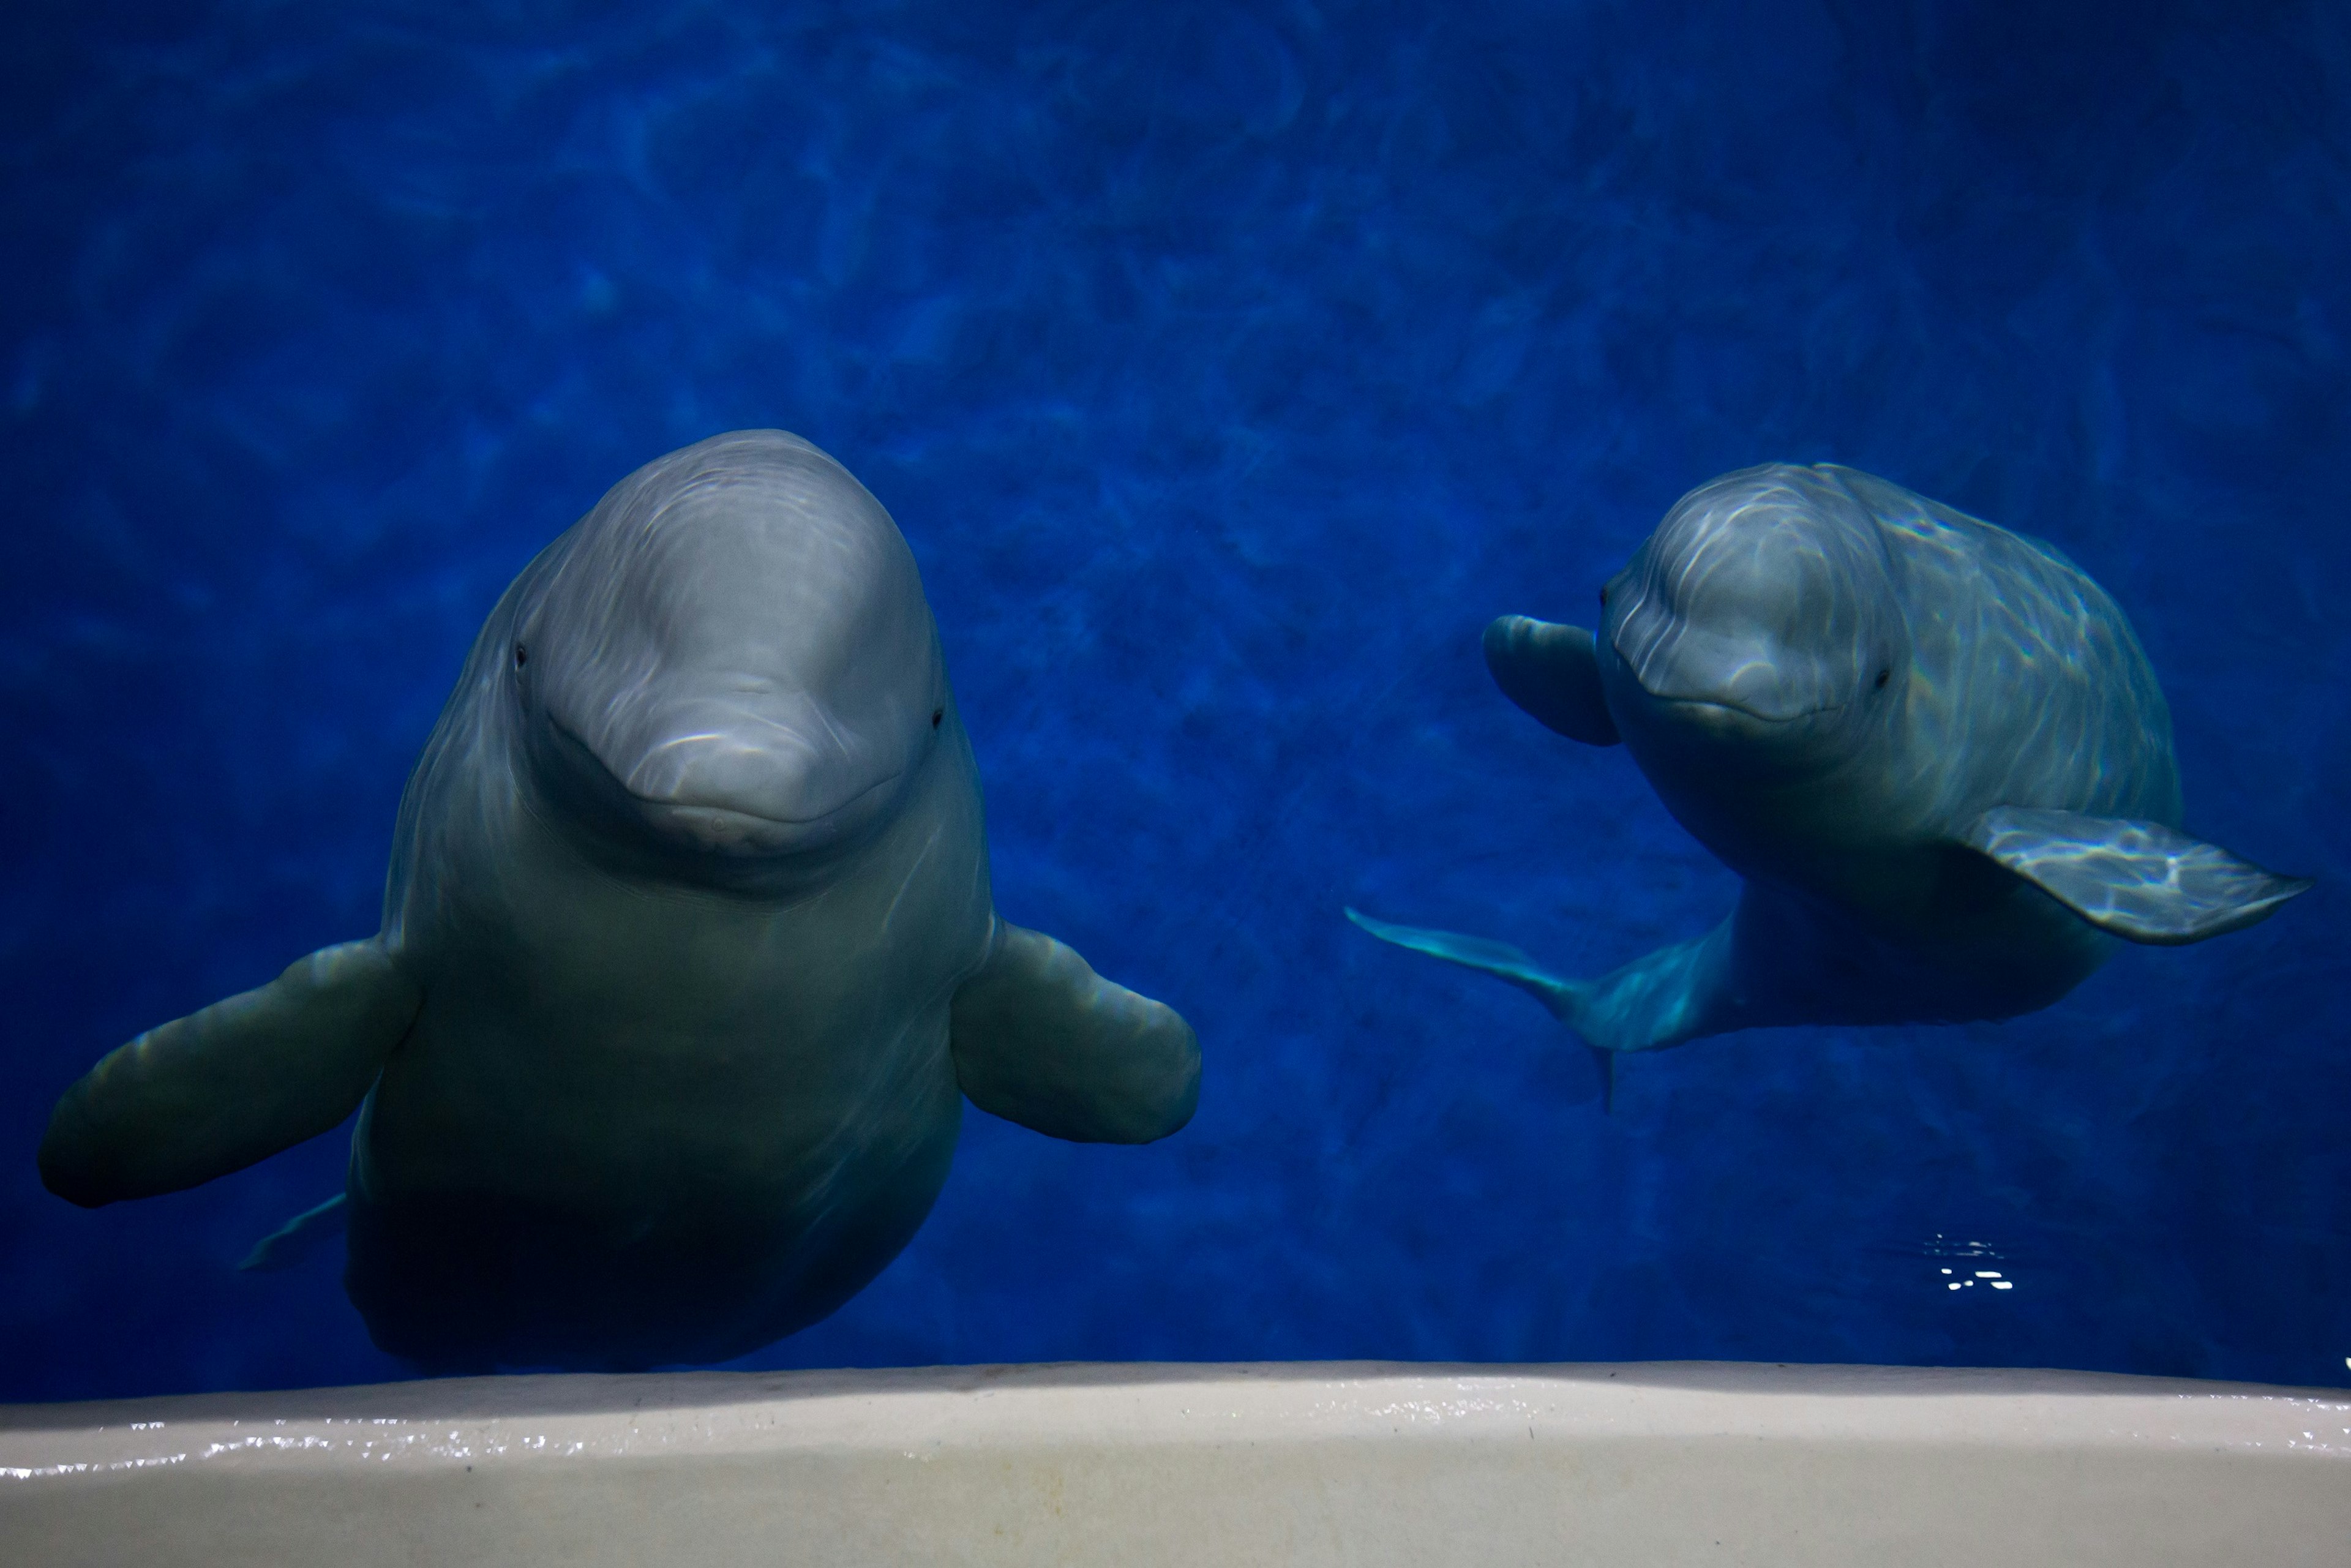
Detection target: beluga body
<box><xmin>1351</xmin><ymin>463</ymin><xmax>2306</xmax><ymax>1104</ymax></box>
<box><xmin>40</xmin><ymin>430</ymin><xmax>1201</xmax><ymax>1370</ymax></box>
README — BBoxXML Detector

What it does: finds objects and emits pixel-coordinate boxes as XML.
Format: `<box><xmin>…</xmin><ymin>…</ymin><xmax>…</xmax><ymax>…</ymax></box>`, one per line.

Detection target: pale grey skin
<box><xmin>1352</xmin><ymin>463</ymin><xmax>2307</xmax><ymax>1104</ymax></box>
<box><xmin>40</xmin><ymin>430</ymin><xmax>1201</xmax><ymax>1370</ymax></box>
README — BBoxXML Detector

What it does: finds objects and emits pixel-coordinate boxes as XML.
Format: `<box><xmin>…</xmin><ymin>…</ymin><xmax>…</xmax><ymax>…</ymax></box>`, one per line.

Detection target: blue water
<box><xmin>4</xmin><ymin>1</ymin><xmax>2347</xmax><ymax>1403</ymax></box>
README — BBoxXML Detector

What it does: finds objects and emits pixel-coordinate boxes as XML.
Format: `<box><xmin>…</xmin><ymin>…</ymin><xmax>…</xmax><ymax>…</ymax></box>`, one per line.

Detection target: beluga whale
<box><xmin>40</xmin><ymin>430</ymin><xmax>1201</xmax><ymax>1370</ymax></box>
<box><xmin>1350</xmin><ymin>463</ymin><xmax>2307</xmax><ymax>1106</ymax></box>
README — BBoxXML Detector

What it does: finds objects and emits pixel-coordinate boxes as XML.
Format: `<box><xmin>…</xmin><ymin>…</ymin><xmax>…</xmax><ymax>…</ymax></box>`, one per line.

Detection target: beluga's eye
<box><xmin>931</xmin><ymin>708</ymin><xmax>943</xmax><ymax>729</ymax></box>
<box><xmin>1873</xmin><ymin>668</ymin><xmax>1889</xmax><ymax>690</ymax></box>
<box><xmin>1598</xmin><ymin>586</ymin><xmax>1609</xmax><ymax>608</ymax></box>
<box><xmin>514</xmin><ymin>643</ymin><xmax>529</xmax><ymax>669</ymax></box>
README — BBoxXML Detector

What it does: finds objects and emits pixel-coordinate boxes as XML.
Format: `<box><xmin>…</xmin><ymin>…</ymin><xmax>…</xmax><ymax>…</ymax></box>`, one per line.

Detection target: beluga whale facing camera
<box><xmin>1351</xmin><ymin>463</ymin><xmax>2306</xmax><ymax>1106</ymax></box>
<box><xmin>40</xmin><ymin>430</ymin><xmax>1201</xmax><ymax>1370</ymax></box>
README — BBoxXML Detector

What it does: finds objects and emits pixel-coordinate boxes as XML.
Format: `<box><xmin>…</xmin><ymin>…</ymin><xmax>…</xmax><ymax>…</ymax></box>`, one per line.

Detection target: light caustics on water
<box><xmin>1919</xmin><ymin>1236</ymin><xmax>2017</xmax><ymax>1293</ymax></box>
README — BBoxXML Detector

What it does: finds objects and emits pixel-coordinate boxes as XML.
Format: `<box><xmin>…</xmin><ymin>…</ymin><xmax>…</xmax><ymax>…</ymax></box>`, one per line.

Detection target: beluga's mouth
<box><xmin>1644</xmin><ymin>690</ymin><xmax>1848</xmax><ymax>729</ymax></box>
<box><xmin>536</xmin><ymin>713</ymin><xmax>912</xmax><ymax>866</ymax></box>
<box><xmin>1608</xmin><ymin>614</ymin><xmax>1851</xmax><ymax>728</ymax></box>
<box><xmin>618</xmin><ymin>761</ymin><xmax>909</xmax><ymax>857</ymax></box>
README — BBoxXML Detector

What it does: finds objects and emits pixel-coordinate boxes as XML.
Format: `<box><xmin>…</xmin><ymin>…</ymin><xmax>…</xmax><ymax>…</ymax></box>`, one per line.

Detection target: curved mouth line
<box><xmin>623</xmin><ymin>770</ymin><xmax>905</xmax><ymax>830</ymax></box>
<box><xmin>1608</xmin><ymin>622</ymin><xmax>1847</xmax><ymax>726</ymax></box>
<box><xmin>1649</xmin><ymin>694</ymin><xmax>1847</xmax><ymax>726</ymax></box>
<box><xmin>546</xmin><ymin>718</ymin><xmax>904</xmax><ymax>830</ymax></box>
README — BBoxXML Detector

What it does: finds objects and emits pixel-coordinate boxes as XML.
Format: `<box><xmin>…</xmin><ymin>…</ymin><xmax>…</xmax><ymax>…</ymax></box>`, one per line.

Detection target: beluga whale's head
<box><xmin>1597</xmin><ymin>463</ymin><xmax>1911</xmax><ymax>811</ymax></box>
<box><xmin>507</xmin><ymin>430</ymin><xmax>947</xmax><ymax>881</ymax></box>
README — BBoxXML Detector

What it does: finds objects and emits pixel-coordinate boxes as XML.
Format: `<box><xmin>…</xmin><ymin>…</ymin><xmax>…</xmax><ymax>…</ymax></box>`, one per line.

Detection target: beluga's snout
<box><xmin>572</xmin><ymin>683</ymin><xmax>921</xmax><ymax>858</ymax></box>
<box><xmin>1600</xmin><ymin>464</ymin><xmax>1909</xmax><ymax>743</ymax></box>
<box><xmin>512</xmin><ymin>429</ymin><xmax>946</xmax><ymax>868</ymax></box>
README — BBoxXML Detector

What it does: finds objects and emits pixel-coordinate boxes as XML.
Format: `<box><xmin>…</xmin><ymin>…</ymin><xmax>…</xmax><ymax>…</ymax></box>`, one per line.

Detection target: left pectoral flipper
<box><xmin>950</xmin><ymin>921</ymin><xmax>1201</xmax><ymax>1143</ymax></box>
<box><xmin>39</xmin><ymin>940</ymin><xmax>421</xmax><ymax>1207</ymax></box>
<box><xmin>1959</xmin><ymin>807</ymin><xmax>2312</xmax><ymax>945</ymax></box>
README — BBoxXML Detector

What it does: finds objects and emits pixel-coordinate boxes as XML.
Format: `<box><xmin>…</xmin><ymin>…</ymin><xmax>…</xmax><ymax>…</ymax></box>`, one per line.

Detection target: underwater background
<box><xmin>4</xmin><ymin>0</ymin><xmax>2347</xmax><ymax>1402</ymax></box>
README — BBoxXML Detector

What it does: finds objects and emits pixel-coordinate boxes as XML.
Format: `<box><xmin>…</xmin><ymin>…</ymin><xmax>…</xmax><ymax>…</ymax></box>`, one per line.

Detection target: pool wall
<box><xmin>7</xmin><ymin>1361</ymin><xmax>2347</xmax><ymax>1565</ymax></box>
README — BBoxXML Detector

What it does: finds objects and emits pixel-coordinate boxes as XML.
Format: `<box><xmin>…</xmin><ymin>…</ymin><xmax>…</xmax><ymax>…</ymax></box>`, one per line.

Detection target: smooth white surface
<box><xmin>4</xmin><ymin>1361</ymin><xmax>2347</xmax><ymax>1565</ymax></box>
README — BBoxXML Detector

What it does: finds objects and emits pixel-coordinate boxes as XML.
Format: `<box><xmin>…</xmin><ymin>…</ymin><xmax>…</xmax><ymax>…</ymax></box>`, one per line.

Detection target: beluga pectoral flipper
<box><xmin>1957</xmin><ymin>808</ymin><xmax>2311</xmax><ymax>945</ymax></box>
<box><xmin>1353</xmin><ymin>463</ymin><xmax>2308</xmax><ymax>1104</ymax></box>
<box><xmin>1481</xmin><ymin>615</ymin><xmax>1619</xmax><ymax>746</ymax></box>
<box><xmin>40</xmin><ymin>430</ymin><xmax>1201</xmax><ymax>1370</ymax></box>
<box><xmin>40</xmin><ymin>943</ymin><xmax>419</xmax><ymax>1207</ymax></box>
<box><xmin>951</xmin><ymin>920</ymin><xmax>1201</xmax><ymax>1143</ymax></box>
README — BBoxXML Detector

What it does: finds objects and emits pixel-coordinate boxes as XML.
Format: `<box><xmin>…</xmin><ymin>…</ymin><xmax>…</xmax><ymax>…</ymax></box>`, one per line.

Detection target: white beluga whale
<box><xmin>40</xmin><ymin>430</ymin><xmax>1200</xmax><ymax>1370</ymax></box>
<box><xmin>1351</xmin><ymin>463</ymin><xmax>2307</xmax><ymax>1106</ymax></box>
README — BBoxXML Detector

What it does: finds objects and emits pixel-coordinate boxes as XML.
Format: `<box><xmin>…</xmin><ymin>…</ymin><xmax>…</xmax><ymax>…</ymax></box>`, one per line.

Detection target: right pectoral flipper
<box><xmin>950</xmin><ymin>922</ymin><xmax>1201</xmax><ymax>1144</ymax></box>
<box><xmin>39</xmin><ymin>941</ymin><xmax>421</xmax><ymax>1207</ymax></box>
<box><xmin>1483</xmin><ymin>616</ymin><xmax>1621</xmax><ymax>746</ymax></box>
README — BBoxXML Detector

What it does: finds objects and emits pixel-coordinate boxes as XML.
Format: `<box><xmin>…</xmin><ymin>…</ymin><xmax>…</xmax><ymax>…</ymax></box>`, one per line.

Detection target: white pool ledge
<box><xmin>6</xmin><ymin>1361</ymin><xmax>2347</xmax><ymax>1565</ymax></box>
